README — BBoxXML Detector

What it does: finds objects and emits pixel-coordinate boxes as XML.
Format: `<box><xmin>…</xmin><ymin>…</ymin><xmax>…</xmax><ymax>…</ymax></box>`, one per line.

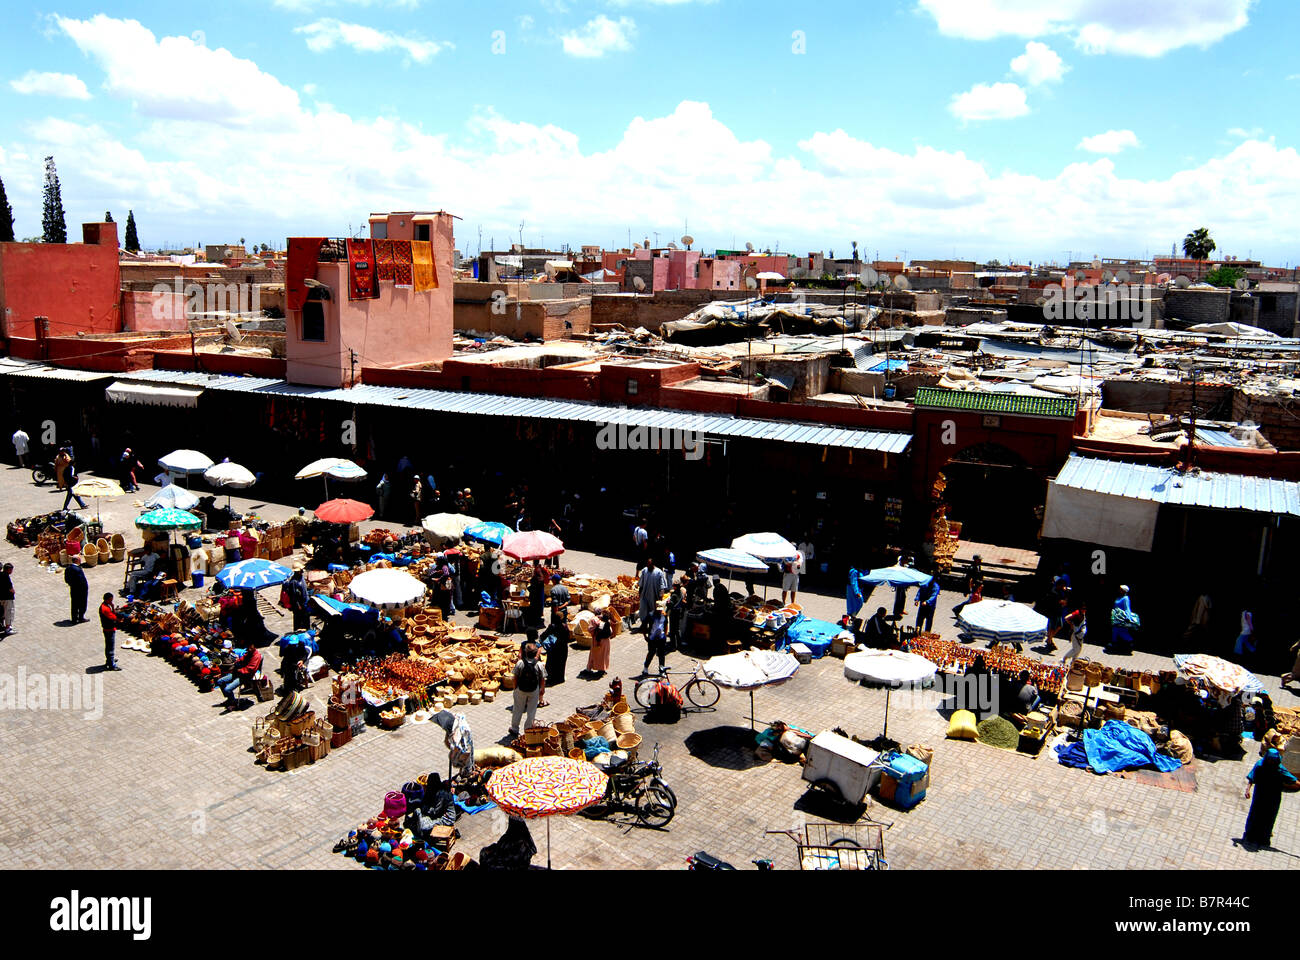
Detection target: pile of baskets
<box><xmin>256</xmin><ymin>691</ymin><xmax>338</xmax><ymax>770</ymax></box>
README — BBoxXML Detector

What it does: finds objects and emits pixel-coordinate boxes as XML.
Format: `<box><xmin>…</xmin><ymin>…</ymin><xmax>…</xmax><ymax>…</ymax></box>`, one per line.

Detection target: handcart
<box><xmin>801</xmin><ymin>729</ymin><xmax>887</xmax><ymax>806</ymax></box>
<box><xmin>767</xmin><ymin>821</ymin><xmax>887</xmax><ymax>870</ymax></box>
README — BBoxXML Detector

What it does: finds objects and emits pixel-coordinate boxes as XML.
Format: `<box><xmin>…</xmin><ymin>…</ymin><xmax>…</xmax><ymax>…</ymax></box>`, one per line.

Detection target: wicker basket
<box><xmin>597</xmin><ymin>720</ymin><xmax>617</xmax><ymax>742</ymax></box>
<box><xmin>82</xmin><ymin>542</ymin><xmax>99</xmax><ymax>567</ymax></box>
<box><xmin>616</xmin><ymin>732</ymin><xmax>642</xmax><ymax>753</ymax></box>
<box><xmin>524</xmin><ymin>726</ymin><xmax>549</xmax><ymax>746</ymax></box>
<box><xmin>569</xmin><ymin>748</ymin><xmax>586</xmax><ymax>761</ymax></box>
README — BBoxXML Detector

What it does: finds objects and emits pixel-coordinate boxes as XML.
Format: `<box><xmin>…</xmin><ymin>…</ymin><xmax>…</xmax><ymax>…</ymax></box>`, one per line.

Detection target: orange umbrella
<box><xmin>315</xmin><ymin>499</ymin><xmax>375</xmax><ymax>524</ymax></box>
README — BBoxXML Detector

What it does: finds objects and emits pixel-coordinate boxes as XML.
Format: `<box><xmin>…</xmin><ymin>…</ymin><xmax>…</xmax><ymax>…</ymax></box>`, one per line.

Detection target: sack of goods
<box><xmin>946</xmin><ymin>709</ymin><xmax>978</xmax><ymax>741</ymax></box>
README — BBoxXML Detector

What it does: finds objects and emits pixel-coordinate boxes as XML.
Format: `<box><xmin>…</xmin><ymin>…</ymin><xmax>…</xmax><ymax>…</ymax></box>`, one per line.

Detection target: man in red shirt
<box><xmin>99</xmin><ymin>592</ymin><xmax>122</xmax><ymax>671</ymax></box>
<box><xmin>218</xmin><ymin>643</ymin><xmax>263</xmax><ymax>710</ymax></box>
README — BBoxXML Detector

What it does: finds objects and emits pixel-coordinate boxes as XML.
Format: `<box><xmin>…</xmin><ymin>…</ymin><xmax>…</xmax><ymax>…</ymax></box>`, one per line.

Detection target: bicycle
<box><xmin>633</xmin><ymin>661</ymin><xmax>720</xmax><ymax>711</ymax></box>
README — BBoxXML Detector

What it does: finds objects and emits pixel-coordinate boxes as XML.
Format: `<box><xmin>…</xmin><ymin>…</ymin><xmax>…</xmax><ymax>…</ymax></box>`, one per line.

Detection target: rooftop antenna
<box><xmin>682</xmin><ymin>234</ymin><xmax>695</xmax><ymax>251</ymax></box>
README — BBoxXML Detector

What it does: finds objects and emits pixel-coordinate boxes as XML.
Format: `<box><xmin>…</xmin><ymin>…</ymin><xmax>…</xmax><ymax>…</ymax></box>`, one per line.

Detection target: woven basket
<box><xmin>82</xmin><ymin>543</ymin><xmax>99</xmax><ymax>567</ymax></box>
<box><xmin>597</xmin><ymin>720</ymin><xmax>617</xmax><ymax>743</ymax></box>
<box><xmin>569</xmin><ymin>748</ymin><xmax>586</xmax><ymax>761</ymax></box>
<box><xmin>612</xmin><ymin>712</ymin><xmax>635</xmax><ymax>735</ymax></box>
<box><xmin>524</xmin><ymin>726</ymin><xmax>549</xmax><ymax>746</ymax></box>
<box><xmin>616</xmin><ymin>732</ymin><xmax>642</xmax><ymax>751</ymax></box>
<box><xmin>612</xmin><ymin>699</ymin><xmax>630</xmax><ymax>716</ymax></box>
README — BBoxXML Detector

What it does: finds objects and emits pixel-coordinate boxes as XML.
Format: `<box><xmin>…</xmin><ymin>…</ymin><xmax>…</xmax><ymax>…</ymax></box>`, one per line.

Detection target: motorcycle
<box><xmin>686</xmin><ymin>852</ymin><xmax>774</xmax><ymax>870</ymax></box>
<box><xmin>31</xmin><ymin>460</ymin><xmax>58</xmax><ymax>486</ymax></box>
<box><xmin>591</xmin><ymin>742</ymin><xmax>677</xmax><ymax>828</ymax></box>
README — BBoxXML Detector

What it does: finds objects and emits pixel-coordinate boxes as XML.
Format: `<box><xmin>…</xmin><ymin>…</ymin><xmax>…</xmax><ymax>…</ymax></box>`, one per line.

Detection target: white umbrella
<box><xmin>703</xmin><ymin>649</ymin><xmax>800</xmax><ymax>730</ymax></box>
<box><xmin>144</xmin><ymin>485</ymin><xmax>200</xmax><ymax>510</ymax></box>
<box><xmin>956</xmin><ymin>599</ymin><xmax>1049</xmax><ymax>645</ymax></box>
<box><xmin>730</xmin><ymin>532</ymin><xmax>798</xmax><ymax>563</ymax></box>
<box><xmin>296</xmin><ymin>457</ymin><xmax>367</xmax><ymax>498</ymax></box>
<box><xmin>348</xmin><ymin>568</ymin><xmax>427</xmax><ymax>611</ymax></box>
<box><xmin>844</xmin><ymin>650</ymin><xmax>937</xmax><ymax>686</ymax></box>
<box><xmin>421</xmin><ymin>513</ymin><xmax>480</xmax><ymax>546</ymax></box>
<box><xmin>158</xmin><ymin>449</ymin><xmax>214</xmax><ymax>487</ymax></box>
<box><xmin>204</xmin><ymin>461</ymin><xmax>257</xmax><ymax>509</ymax></box>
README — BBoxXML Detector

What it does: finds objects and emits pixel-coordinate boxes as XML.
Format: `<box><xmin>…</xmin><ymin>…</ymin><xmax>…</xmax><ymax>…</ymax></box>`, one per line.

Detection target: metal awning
<box><xmin>106</xmin><ymin>381</ymin><xmax>205</xmax><ymax>408</ymax></box>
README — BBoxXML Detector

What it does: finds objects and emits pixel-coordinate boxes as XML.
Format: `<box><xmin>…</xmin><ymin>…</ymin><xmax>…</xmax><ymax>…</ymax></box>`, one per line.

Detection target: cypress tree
<box><xmin>41</xmin><ymin>156</ymin><xmax>66</xmax><ymax>244</ymax></box>
<box><xmin>124</xmin><ymin>209</ymin><xmax>140</xmax><ymax>252</ymax></box>
<box><xmin>0</xmin><ymin>176</ymin><xmax>14</xmax><ymax>243</ymax></box>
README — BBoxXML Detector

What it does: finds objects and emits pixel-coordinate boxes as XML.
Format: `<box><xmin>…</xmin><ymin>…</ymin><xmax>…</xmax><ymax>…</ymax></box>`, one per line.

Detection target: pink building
<box><xmin>697</xmin><ymin>257</ymin><xmax>741</xmax><ymax>291</ymax></box>
<box><xmin>666</xmin><ymin>250</ymin><xmax>702</xmax><ymax>290</ymax></box>
<box><xmin>285</xmin><ymin>211</ymin><xmax>455</xmax><ymax>388</ymax></box>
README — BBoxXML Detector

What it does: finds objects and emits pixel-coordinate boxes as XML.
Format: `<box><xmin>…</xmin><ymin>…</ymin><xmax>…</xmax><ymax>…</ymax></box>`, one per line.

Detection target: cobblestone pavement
<box><xmin>0</xmin><ymin>465</ymin><xmax>1296</xmax><ymax>870</ymax></box>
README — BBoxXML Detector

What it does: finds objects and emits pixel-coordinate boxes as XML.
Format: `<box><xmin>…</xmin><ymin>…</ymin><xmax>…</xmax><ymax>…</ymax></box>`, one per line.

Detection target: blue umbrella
<box><xmin>462</xmin><ymin>520</ymin><xmax>515</xmax><ymax>547</ymax></box>
<box><xmin>859</xmin><ymin>564</ymin><xmax>934</xmax><ymax>588</ymax></box>
<box><xmin>697</xmin><ymin>548</ymin><xmax>768</xmax><ymax>573</ymax></box>
<box><xmin>217</xmin><ymin>558</ymin><xmax>293</xmax><ymax>591</ymax></box>
<box><xmin>311</xmin><ymin>594</ymin><xmax>371</xmax><ymax>618</ymax></box>
<box><xmin>135</xmin><ymin>508</ymin><xmax>203</xmax><ymax>530</ymax></box>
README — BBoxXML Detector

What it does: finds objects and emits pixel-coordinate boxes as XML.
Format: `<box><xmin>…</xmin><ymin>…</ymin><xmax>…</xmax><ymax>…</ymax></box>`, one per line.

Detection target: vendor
<box><xmin>217</xmin><ymin>640</ymin><xmax>263</xmax><ymax>710</ymax></box>
<box><xmin>286</xmin><ymin>568</ymin><xmax>311</xmax><ymax>631</ymax></box>
<box><xmin>234</xmin><ymin>588</ymin><xmax>276</xmax><ymax>647</ymax></box>
<box><xmin>863</xmin><ymin>607</ymin><xmax>892</xmax><ymax>647</ymax></box>
<box><xmin>527</xmin><ymin>564</ymin><xmax>545</xmax><ymax>629</ymax></box>
<box><xmin>548</xmin><ymin>573</ymin><xmax>570</xmax><ymax>623</ymax></box>
<box><xmin>127</xmin><ymin>547</ymin><xmax>162</xmax><ymax>596</ymax></box>
<box><xmin>710</xmin><ymin>576</ymin><xmax>730</xmax><ymax>618</ymax></box>
<box><xmin>1013</xmin><ymin>669</ymin><xmax>1042</xmax><ymax>713</ymax></box>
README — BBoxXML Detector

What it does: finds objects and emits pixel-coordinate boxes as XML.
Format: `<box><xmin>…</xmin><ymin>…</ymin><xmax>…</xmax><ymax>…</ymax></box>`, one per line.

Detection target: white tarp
<box><xmin>1042</xmin><ymin>481</ymin><xmax>1159</xmax><ymax>552</ymax></box>
<box><xmin>106</xmin><ymin>381</ymin><xmax>204</xmax><ymax>408</ymax></box>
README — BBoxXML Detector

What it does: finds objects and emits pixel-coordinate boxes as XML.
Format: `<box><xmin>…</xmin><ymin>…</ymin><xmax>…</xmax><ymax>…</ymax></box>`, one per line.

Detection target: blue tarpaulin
<box><xmin>1083</xmin><ymin>720</ymin><xmax>1181</xmax><ymax>774</ymax></box>
<box><xmin>783</xmin><ymin>617</ymin><xmax>839</xmax><ymax>658</ymax></box>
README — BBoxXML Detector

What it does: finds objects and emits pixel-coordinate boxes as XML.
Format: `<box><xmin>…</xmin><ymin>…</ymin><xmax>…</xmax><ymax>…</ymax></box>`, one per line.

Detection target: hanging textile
<box><xmin>391</xmin><ymin>240</ymin><xmax>414</xmax><ymax>286</ymax></box>
<box><xmin>373</xmin><ymin>239</ymin><xmax>396</xmax><ymax>283</ymax></box>
<box><xmin>286</xmin><ymin>237</ymin><xmax>325</xmax><ymax>312</ymax></box>
<box><xmin>412</xmin><ymin>240</ymin><xmax>438</xmax><ymax>292</ymax></box>
<box><xmin>347</xmin><ymin>238</ymin><xmax>379</xmax><ymax>301</ymax></box>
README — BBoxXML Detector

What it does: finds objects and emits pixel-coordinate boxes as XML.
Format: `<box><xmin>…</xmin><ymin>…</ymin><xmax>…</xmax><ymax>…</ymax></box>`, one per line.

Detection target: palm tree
<box><xmin>1183</xmin><ymin>228</ymin><xmax>1216</xmax><ymax>262</ymax></box>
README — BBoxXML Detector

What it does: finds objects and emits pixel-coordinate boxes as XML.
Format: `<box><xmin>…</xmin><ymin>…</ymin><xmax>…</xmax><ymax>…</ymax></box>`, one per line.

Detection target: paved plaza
<box><xmin>0</xmin><ymin>465</ymin><xmax>1295</xmax><ymax>871</ymax></box>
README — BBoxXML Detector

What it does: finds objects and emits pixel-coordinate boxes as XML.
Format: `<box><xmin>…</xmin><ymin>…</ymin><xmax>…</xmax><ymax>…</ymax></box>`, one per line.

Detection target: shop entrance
<box><xmin>939</xmin><ymin>443</ymin><xmax>1044</xmax><ymax>548</ymax></box>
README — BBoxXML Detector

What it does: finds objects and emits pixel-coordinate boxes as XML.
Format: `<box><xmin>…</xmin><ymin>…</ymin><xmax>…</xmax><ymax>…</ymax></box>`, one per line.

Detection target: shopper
<box><xmin>780</xmin><ymin>553</ymin><xmax>800</xmax><ymax>605</ymax></box>
<box><xmin>548</xmin><ymin>573</ymin><xmax>570</xmax><ymax>623</ymax></box>
<box><xmin>914</xmin><ymin>576</ymin><xmax>940</xmax><ymax>634</ymax></box>
<box><xmin>585</xmin><ymin>609</ymin><xmax>613</xmax><ymax>678</ymax></box>
<box><xmin>1184</xmin><ymin>589</ymin><xmax>1212</xmax><ymax>642</ymax></box>
<box><xmin>410</xmin><ymin>475</ymin><xmax>423</xmax><ymax>525</ymax></box>
<box><xmin>642</xmin><ymin>601</ymin><xmax>669</xmax><ymax>677</ymax></box>
<box><xmin>11</xmin><ymin>426</ymin><xmax>29</xmax><ymax>468</ymax></box>
<box><xmin>0</xmin><ymin>563</ymin><xmax>14</xmax><ymax>636</ymax></box>
<box><xmin>64</xmin><ymin>556</ymin><xmax>89</xmax><ymax>624</ymax></box>
<box><xmin>508</xmin><ymin>642</ymin><xmax>545</xmax><ymax>737</ymax></box>
<box><xmin>1243</xmin><ymin>748</ymin><xmax>1298</xmax><ymax>847</ymax></box>
<box><xmin>99</xmin><ymin>592</ymin><xmax>122</xmax><ymax>671</ymax></box>
<box><xmin>118</xmin><ymin>447</ymin><xmax>142</xmax><ymax>493</ymax></box>
<box><xmin>636</xmin><ymin>558</ymin><xmax>667</xmax><ymax>633</ymax></box>
<box><xmin>1107</xmin><ymin>585</ymin><xmax>1138</xmax><ymax>654</ymax></box>
<box><xmin>61</xmin><ymin>454</ymin><xmax>88</xmax><ymax>511</ymax></box>
<box><xmin>1234</xmin><ymin>607</ymin><xmax>1257</xmax><ymax>660</ymax></box>
<box><xmin>632</xmin><ymin>518</ymin><xmax>649</xmax><ymax>570</ymax></box>
<box><xmin>541</xmin><ymin>617</ymin><xmax>569</xmax><ymax>687</ymax></box>
<box><xmin>1061</xmin><ymin>603</ymin><xmax>1088</xmax><ymax>665</ymax></box>
<box><xmin>218</xmin><ymin>643</ymin><xmax>263</xmax><ymax>711</ymax></box>
<box><xmin>527</xmin><ymin>564</ymin><xmax>545</xmax><ymax>629</ymax></box>
<box><xmin>286</xmin><ymin>568</ymin><xmax>310</xmax><ymax>632</ymax></box>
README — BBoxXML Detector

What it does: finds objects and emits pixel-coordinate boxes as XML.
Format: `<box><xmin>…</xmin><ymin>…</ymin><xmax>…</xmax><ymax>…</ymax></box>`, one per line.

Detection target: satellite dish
<box><xmin>224</xmin><ymin>319</ymin><xmax>243</xmax><ymax>342</ymax></box>
<box><xmin>668</xmin><ymin>242</ymin><xmax>679</xmax><ymax>250</ymax></box>
<box><xmin>893</xmin><ymin>275</ymin><xmax>910</xmax><ymax>290</ymax></box>
<box><xmin>861</xmin><ymin>267</ymin><xmax>879</xmax><ymax>285</ymax></box>
<box><xmin>1075</xmin><ymin>270</ymin><xmax>1087</xmax><ymax>282</ymax></box>
<box><xmin>1235</xmin><ymin>278</ymin><xmax>1250</xmax><ymax>291</ymax></box>
<box><xmin>682</xmin><ymin>235</ymin><xmax>694</xmax><ymax>248</ymax></box>
<box><xmin>632</xmin><ymin>276</ymin><xmax>646</xmax><ymax>292</ymax></box>
<box><xmin>1116</xmin><ymin>269</ymin><xmax>1131</xmax><ymax>283</ymax></box>
<box><xmin>1174</xmin><ymin>275</ymin><xmax>1191</xmax><ymax>289</ymax></box>
<box><xmin>745</xmin><ymin>276</ymin><xmax>758</xmax><ymax>290</ymax></box>
<box><xmin>745</xmin><ymin>242</ymin><xmax>755</xmax><ymax>252</ymax></box>
<box><xmin>1101</xmin><ymin>269</ymin><xmax>1114</xmax><ymax>283</ymax></box>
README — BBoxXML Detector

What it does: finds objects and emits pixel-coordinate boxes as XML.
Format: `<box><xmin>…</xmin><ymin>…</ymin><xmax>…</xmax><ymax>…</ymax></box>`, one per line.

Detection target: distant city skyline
<box><xmin>1</xmin><ymin>1</ymin><xmax>1297</xmax><ymax>265</ymax></box>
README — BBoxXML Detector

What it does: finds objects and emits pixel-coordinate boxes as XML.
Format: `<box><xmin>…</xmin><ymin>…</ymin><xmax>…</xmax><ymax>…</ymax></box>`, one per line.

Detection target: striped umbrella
<box><xmin>485</xmin><ymin>757</ymin><xmax>609</xmax><ymax>869</ymax></box>
<box><xmin>703</xmin><ymin>649</ymin><xmax>801</xmax><ymax>730</ymax></box>
<box><xmin>217</xmin><ymin>558</ymin><xmax>293</xmax><ymax>591</ymax></box>
<box><xmin>296</xmin><ymin>457</ymin><xmax>367</xmax><ymax>499</ymax></box>
<box><xmin>956</xmin><ymin>599</ymin><xmax>1049</xmax><ymax>645</ymax></box>
<box><xmin>462</xmin><ymin>520</ymin><xmax>514</xmax><ymax>547</ymax></box>
<box><xmin>348</xmin><ymin>568</ymin><xmax>426</xmax><ymax>610</ymax></box>
<box><xmin>697</xmin><ymin>548</ymin><xmax>767</xmax><ymax>573</ymax></box>
<box><xmin>501</xmin><ymin>530</ymin><xmax>565</xmax><ymax>562</ymax></box>
<box><xmin>730</xmin><ymin>532</ymin><xmax>798</xmax><ymax>563</ymax></box>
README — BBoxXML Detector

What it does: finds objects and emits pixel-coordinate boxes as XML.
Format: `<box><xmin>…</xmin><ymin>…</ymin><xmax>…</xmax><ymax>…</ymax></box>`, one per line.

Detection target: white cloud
<box><xmin>918</xmin><ymin>0</ymin><xmax>1254</xmax><ymax>57</ymax></box>
<box><xmin>1227</xmin><ymin>126</ymin><xmax>1264</xmax><ymax>139</ymax></box>
<box><xmin>55</xmin><ymin>15</ymin><xmax>303</xmax><ymax>128</ymax></box>
<box><xmin>1078</xmin><ymin>129</ymin><xmax>1140</xmax><ymax>154</ymax></box>
<box><xmin>1009</xmin><ymin>41</ymin><xmax>1066</xmax><ymax>85</ymax></box>
<box><xmin>11</xmin><ymin>17</ymin><xmax>1300</xmax><ymax>263</ymax></box>
<box><xmin>272</xmin><ymin>0</ymin><xmax>421</xmax><ymax>10</ymax></box>
<box><xmin>10</xmin><ymin>70</ymin><xmax>91</xmax><ymax>100</ymax></box>
<box><xmin>949</xmin><ymin>82</ymin><xmax>1029</xmax><ymax>122</ymax></box>
<box><xmin>295</xmin><ymin>19</ymin><xmax>449</xmax><ymax>63</ymax></box>
<box><xmin>561</xmin><ymin>15</ymin><xmax>636</xmax><ymax>58</ymax></box>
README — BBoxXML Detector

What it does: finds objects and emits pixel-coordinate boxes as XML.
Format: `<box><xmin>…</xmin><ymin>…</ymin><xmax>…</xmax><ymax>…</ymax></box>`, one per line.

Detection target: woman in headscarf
<box><xmin>1243</xmin><ymin>748</ymin><xmax>1298</xmax><ymax>847</ymax></box>
<box><xmin>585</xmin><ymin>608</ymin><xmax>613</xmax><ymax>678</ymax></box>
<box><xmin>527</xmin><ymin>563</ymin><xmax>545</xmax><ymax>629</ymax></box>
<box><xmin>846</xmin><ymin>567</ymin><xmax>864</xmax><ymax>625</ymax></box>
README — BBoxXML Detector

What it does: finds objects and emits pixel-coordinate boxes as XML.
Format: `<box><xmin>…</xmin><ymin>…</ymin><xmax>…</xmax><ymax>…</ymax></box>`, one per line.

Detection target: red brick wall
<box><xmin>0</xmin><ymin>224</ymin><xmax>121</xmax><ymax>338</ymax></box>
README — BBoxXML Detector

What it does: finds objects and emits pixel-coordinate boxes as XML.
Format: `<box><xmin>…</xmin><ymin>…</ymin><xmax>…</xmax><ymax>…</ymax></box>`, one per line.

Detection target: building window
<box><xmin>371</xmin><ymin>221</ymin><xmax>388</xmax><ymax>240</ymax></box>
<box><xmin>626</xmin><ymin>378</ymin><xmax>639</xmax><ymax>397</ymax></box>
<box><xmin>301</xmin><ymin>301</ymin><xmax>325</xmax><ymax>342</ymax></box>
<box><xmin>416</xmin><ymin>224</ymin><xmax>430</xmax><ymax>242</ymax></box>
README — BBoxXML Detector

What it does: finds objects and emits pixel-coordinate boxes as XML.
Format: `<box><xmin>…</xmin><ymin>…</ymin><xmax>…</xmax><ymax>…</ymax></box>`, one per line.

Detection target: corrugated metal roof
<box><xmin>1192</xmin><ymin>428</ymin><xmax>1250</xmax><ymax>448</ymax></box>
<box><xmin>1</xmin><ymin>364</ymin><xmax>116</xmax><ymax>382</ymax></box>
<box><xmin>914</xmin><ymin>386</ymin><xmax>1078</xmax><ymax>418</ymax></box>
<box><xmin>110</xmin><ymin>370</ymin><xmax>913</xmax><ymax>454</ymax></box>
<box><xmin>1053</xmin><ymin>455</ymin><xmax>1300</xmax><ymax>516</ymax></box>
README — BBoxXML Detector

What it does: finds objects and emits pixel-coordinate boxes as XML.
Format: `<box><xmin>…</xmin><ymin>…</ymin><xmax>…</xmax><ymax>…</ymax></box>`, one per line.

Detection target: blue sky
<box><xmin>2</xmin><ymin>0</ymin><xmax>1297</xmax><ymax>264</ymax></box>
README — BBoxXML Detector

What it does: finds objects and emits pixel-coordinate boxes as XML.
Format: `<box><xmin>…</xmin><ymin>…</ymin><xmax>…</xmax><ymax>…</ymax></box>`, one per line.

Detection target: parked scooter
<box><xmin>592</xmin><ymin>743</ymin><xmax>677</xmax><ymax>827</ymax></box>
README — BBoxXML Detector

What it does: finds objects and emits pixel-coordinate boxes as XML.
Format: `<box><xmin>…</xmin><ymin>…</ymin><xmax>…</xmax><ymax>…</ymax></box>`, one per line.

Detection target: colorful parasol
<box><xmin>217</xmin><ymin>558</ymin><xmax>293</xmax><ymax>591</ymax></box>
<box><xmin>501</xmin><ymin>530</ymin><xmax>565</xmax><ymax>562</ymax></box>
<box><xmin>315</xmin><ymin>498</ymin><xmax>375</xmax><ymax>524</ymax></box>
<box><xmin>703</xmin><ymin>649</ymin><xmax>800</xmax><ymax>730</ymax></box>
<box><xmin>135</xmin><ymin>508</ymin><xmax>202</xmax><ymax>530</ymax></box>
<box><xmin>485</xmin><ymin>757</ymin><xmax>609</xmax><ymax>869</ymax></box>
<box><xmin>296</xmin><ymin>457</ymin><xmax>367</xmax><ymax>498</ymax></box>
<box><xmin>462</xmin><ymin>520</ymin><xmax>515</xmax><ymax>547</ymax></box>
<box><xmin>1173</xmin><ymin>654</ymin><xmax>1264</xmax><ymax>700</ymax></box>
<box><xmin>956</xmin><ymin>599</ymin><xmax>1048</xmax><ymax>645</ymax></box>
